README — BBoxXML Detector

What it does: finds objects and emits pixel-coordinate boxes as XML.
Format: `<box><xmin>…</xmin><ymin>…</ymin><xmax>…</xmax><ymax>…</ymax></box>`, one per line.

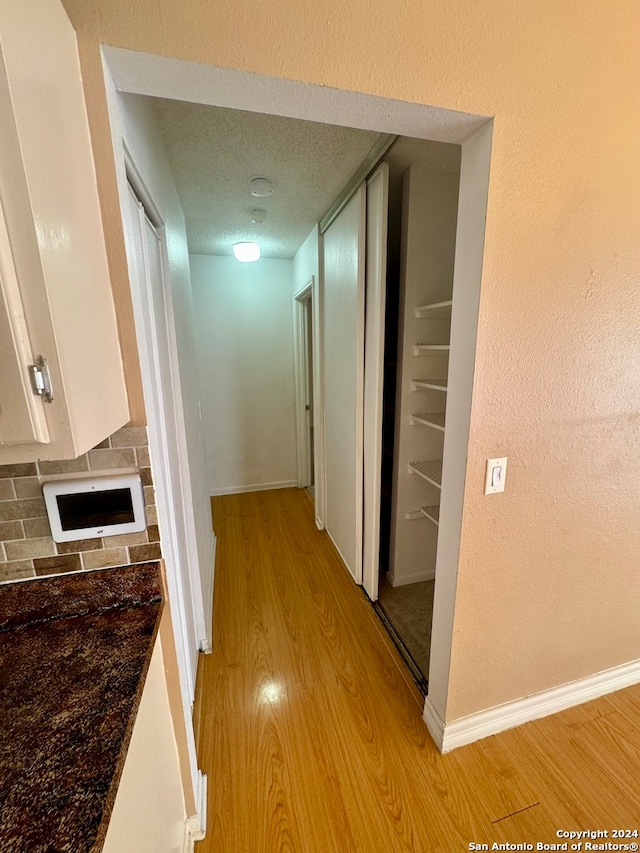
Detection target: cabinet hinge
<box><xmin>29</xmin><ymin>356</ymin><xmax>54</xmax><ymax>403</ymax></box>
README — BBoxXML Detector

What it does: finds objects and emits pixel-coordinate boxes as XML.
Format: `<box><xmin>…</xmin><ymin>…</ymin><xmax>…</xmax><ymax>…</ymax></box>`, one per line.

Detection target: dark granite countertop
<box><xmin>0</xmin><ymin>562</ymin><xmax>163</xmax><ymax>853</ymax></box>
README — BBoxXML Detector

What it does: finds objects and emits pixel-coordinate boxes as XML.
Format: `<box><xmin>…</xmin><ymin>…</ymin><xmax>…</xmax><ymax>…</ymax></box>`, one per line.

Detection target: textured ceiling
<box><xmin>153</xmin><ymin>99</ymin><xmax>379</xmax><ymax>258</ymax></box>
<box><xmin>153</xmin><ymin>98</ymin><xmax>460</xmax><ymax>259</ymax></box>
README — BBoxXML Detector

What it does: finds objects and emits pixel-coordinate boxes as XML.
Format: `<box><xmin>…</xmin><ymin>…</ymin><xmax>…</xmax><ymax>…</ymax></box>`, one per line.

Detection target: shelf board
<box><xmin>420</xmin><ymin>505</ymin><xmax>440</xmax><ymax>526</ymax></box>
<box><xmin>408</xmin><ymin>459</ymin><xmax>442</xmax><ymax>488</ymax></box>
<box><xmin>413</xmin><ymin>344</ymin><xmax>450</xmax><ymax>355</ymax></box>
<box><xmin>411</xmin><ymin>376</ymin><xmax>448</xmax><ymax>392</ymax></box>
<box><xmin>410</xmin><ymin>412</ymin><xmax>446</xmax><ymax>431</ymax></box>
<box><xmin>415</xmin><ymin>300</ymin><xmax>452</xmax><ymax>319</ymax></box>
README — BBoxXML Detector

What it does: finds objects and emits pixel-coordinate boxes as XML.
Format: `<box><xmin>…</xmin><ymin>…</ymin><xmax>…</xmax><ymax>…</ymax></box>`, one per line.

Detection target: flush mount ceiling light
<box><xmin>232</xmin><ymin>241</ymin><xmax>260</xmax><ymax>262</ymax></box>
<box><xmin>249</xmin><ymin>176</ymin><xmax>274</xmax><ymax>197</ymax></box>
<box><xmin>250</xmin><ymin>208</ymin><xmax>267</xmax><ymax>224</ymax></box>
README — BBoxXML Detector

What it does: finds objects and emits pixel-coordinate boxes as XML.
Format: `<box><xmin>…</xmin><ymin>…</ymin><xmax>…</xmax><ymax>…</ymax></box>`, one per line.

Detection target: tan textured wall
<box><xmin>61</xmin><ymin>0</ymin><xmax>640</xmax><ymax>721</ymax></box>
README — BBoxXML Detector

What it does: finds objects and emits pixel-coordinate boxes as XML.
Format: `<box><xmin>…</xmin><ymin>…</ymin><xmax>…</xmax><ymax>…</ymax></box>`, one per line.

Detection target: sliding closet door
<box><xmin>362</xmin><ymin>163</ymin><xmax>389</xmax><ymax>600</ymax></box>
<box><xmin>322</xmin><ymin>186</ymin><xmax>366</xmax><ymax>582</ymax></box>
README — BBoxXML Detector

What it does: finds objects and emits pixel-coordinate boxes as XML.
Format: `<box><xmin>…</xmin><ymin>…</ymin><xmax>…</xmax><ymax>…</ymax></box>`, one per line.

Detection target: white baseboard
<box><xmin>387</xmin><ymin>569</ymin><xmax>435</xmax><ymax>587</ymax></box>
<box><xmin>209</xmin><ymin>480</ymin><xmax>297</xmax><ymax>497</ymax></box>
<box><xmin>183</xmin><ymin>771</ymin><xmax>207</xmax><ymax>852</ymax></box>
<box><xmin>315</xmin><ymin>516</ymin><xmax>324</xmax><ymax>530</ymax></box>
<box><xmin>423</xmin><ymin>657</ymin><xmax>640</xmax><ymax>753</ymax></box>
<box><xmin>199</xmin><ymin>531</ymin><xmax>216</xmax><ymax>655</ymax></box>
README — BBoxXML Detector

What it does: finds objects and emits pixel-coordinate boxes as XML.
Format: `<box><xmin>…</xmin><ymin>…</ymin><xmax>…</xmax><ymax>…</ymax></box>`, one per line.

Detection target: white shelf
<box><xmin>404</xmin><ymin>504</ymin><xmax>440</xmax><ymax>525</ymax></box>
<box><xmin>415</xmin><ymin>300</ymin><xmax>452</xmax><ymax>319</ymax></box>
<box><xmin>408</xmin><ymin>459</ymin><xmax>442</xmax><ymax>488</ymax></box>
<box><xmin>413</xmin><ymin>344</ymin><xmax>450</xmax><ymax>355</ymax></box>
<box><xmin>420</xmin><ymin>505</ymin><xmax>440</xmax><ymax>526</ymax></box>
<box><xmin>411</xmin><ymin>376</ymin><xmax>448</xmax><ymax>392</ymax></box>
<box><xmin>409</xmin><ymin>411</ymin><xmax>446</xmax><ymax>431</ymax></box>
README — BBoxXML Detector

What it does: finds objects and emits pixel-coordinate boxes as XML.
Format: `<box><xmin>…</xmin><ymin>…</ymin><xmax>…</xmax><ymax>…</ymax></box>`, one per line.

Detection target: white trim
<box><xmin>424</xmin><ymin>657</ymin><xmax>640</xmax><ymax>753</ymax></box>
<box><xmin>426</xmin><ymin>122</ymin><xmax>493</xmax><ymax>722</ymax></box>
<box><xmin>293</xmin><ymin>279</ymin><xmax>313</xmax><ymax>489</ymax></box>
<box><xmin>102</xmin><ymin>58</ymin><xmax>204</xmax><ymax>818</ymax></box>
<box><xmin>313</xmin><ymin>230</ymin><xmax>326</xmax><ymax>530</ymax></box>
<box><xmin>103</xmin><ymin>48</ymin><xmax>489</xmax><ymax>144</ymax></box>
<box><xmin>210</xmin><ymin>479</ymin><xmax>297</xmax><ymax>497</ymax></box>
<box><xmin>362</xmin><ymin>163</ymin><xmax>389</xmax><ymax>602</ymax></box>
<box><xmin>354</xmin><ymin>185</ymin><xmax>366</xmax><ymax>586</ymax></box>
<box><xmin>199</xmin><ymin>530</ymin><xmax>216</xmax><ymax>654</ymax></box>
<box><xmin>422</xmin><ymin>695</ymin><xmax>446</xmax><ymax>751</ymax></box>
<box><xmin>182</xmin><ymin>771</ymin><xmax>207</xmax><ymax>851</ymax></box>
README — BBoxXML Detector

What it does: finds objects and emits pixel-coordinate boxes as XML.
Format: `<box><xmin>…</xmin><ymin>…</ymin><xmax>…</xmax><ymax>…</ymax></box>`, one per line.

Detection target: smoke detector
<box><xmin>249</xmin><ymin>176</ymin><xmax>274</xmax><ymax>197</ymax></box>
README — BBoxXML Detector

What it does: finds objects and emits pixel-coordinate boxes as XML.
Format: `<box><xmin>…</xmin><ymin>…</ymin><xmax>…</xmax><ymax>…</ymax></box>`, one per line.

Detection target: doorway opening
<box><xmin>293</xmin><ymin>279</ymin><xmax>315</xmax><ymax>498</ymax></box>
<box><xmin>103</xmin><ymin>46</ymin><xmax>492</xmax><ymax>763</ymax></box>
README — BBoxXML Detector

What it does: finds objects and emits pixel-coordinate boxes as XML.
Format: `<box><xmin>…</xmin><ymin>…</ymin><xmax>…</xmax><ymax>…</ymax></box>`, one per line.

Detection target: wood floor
<box><xmin>194</xmin><ymin>488</ymin><xmax>640</xmax><ymax>852</ymax></box>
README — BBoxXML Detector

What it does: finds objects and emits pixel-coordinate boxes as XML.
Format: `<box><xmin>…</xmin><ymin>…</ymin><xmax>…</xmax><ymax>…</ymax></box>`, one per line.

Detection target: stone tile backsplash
<box><xmin>0</xmin><ymin>426</ymin><xmax>161</xmax><ymax>583</ymax></box>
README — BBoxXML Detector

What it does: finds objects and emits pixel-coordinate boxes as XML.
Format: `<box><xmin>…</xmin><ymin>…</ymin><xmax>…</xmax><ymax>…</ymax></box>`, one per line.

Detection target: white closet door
<box><xmin>322</xmin><ymin>186</ymin><xmax>366</xmax><ymax>582</ymax></box>
<box><xmin>126</xmin><ymin>184</ymin><xmax>200</xmax><ymax>696</ymax></box>
<box><xmin>362</xmin><ymin>163</ymin><xmax>389</xmax><ymax>600</ymax></box>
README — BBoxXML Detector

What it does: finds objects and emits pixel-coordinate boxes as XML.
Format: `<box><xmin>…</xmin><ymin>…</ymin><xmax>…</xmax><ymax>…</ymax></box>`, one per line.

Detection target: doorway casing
<box><xmin>293</xmin><ymin>278</ymin><xmax>316</xmax><ymax>491</ymax></box>
<box><xmin>100</xmin><ymin>45</ymin><xmax>492</xmax><ymax>772</ymax></box>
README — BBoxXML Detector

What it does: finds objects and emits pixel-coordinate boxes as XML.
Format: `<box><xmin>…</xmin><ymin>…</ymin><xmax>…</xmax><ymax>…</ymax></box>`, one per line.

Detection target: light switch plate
<box><xmin>485</xmin><ymin>457</ymin><xmax>507</xmax><ymax>494</ymax></box>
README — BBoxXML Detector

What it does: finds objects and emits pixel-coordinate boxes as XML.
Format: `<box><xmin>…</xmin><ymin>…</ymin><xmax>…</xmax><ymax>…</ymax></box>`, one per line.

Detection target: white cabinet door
<box><xmin>0</xmin><ymin>198</ymin><xmax>49</xmax><ymax>446</ymax></box>
<box><xmin>0</xmin><ymin>0</ymin><xmax>128</xmax><ymax>461</ymax></box>
<box><xmin>322</xmin><ymin>187</ymin><xmax>366</xmax><ymax>582</ymax></box>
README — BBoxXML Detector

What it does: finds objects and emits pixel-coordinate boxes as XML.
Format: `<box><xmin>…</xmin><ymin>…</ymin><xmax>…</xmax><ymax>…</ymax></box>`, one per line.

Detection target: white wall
<box><xmin>293</xmin><ymin>224</ymin><xmax>319</xmax><ymax>294</ymax></box>
<box><xmin>190</xmin><ymin>255</ymin><xmax>297</xmax><ymax>495</ymax></box>
<box><xmin>116</xmin><ymin>93</ymin><xmax>214</xmax><ymax>644</ymax></box>
<box><xmin>102</xmin><ymin>640</ymin><xmax>187</xmax><ymax>853</ymax></box>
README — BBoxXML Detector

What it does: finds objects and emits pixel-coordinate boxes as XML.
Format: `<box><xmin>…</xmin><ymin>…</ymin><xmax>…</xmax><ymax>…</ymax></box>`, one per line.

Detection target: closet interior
<box><xmin>376</xmin><ymin>141</ymin><xmax>461</xmax><ymax>693</ymax></box>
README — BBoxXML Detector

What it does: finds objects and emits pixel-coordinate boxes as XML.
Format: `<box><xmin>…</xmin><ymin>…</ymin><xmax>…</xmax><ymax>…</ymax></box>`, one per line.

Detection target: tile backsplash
<box><xmin>0</xmin><ymin>426</ymin><xmax>161</xmax><ymax>583</ymax></box>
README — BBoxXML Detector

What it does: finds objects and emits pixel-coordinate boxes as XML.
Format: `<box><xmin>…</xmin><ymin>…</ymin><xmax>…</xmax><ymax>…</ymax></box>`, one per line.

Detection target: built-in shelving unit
<box><xmin>389</xmin><ymin>165</ymin><xmax>459</xmax><ymax>594</ymax></box>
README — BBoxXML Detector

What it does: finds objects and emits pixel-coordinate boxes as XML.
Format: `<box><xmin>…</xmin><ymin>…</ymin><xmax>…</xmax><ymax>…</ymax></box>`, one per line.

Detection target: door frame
<box><xmin>293</xmin><ymin>278</ymin><xmax>314</xmax><ymax>489</ymax></box>
<box><xmin>125</xmin><ymin>152</ymin><xmax>209</xmax><ymax>680</ymax></box>
<box><xmin>362</xmin><ymin>162</ymin><xmax>389</xmax><ymax>602</ymax></box>
<box><xmin>113</xmin><ymin>139</ymin><xmax>207</xmax><ymax>821</ymax></box>
<box><xmin>101</xmin><ymin>44</ymin><xmax>492</xmax><ymax>748</ymax></box>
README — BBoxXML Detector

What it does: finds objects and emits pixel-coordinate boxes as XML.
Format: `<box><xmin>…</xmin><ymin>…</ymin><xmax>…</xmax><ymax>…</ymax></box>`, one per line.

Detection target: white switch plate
<box><xmin>485</xmin><ymin>457</ymin><xmax>507</xmax><ymax>494</ymax></box>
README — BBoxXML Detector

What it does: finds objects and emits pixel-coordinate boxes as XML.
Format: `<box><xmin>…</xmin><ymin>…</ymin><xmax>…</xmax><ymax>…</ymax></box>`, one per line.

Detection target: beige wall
<box><xmin>61</xmin><ymin>0</ymin><xmax>640</xmax><ymax>722</ymax></box>
<box><xmin>102</xmin><ymin>637</ymin><xmax>187</xmax><ymax>853</ymax></box>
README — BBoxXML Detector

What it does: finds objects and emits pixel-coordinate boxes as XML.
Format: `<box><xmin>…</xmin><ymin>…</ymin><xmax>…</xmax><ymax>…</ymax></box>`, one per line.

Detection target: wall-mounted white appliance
<box><xmin>43</xmin><ymin>472</ymin><xmax>146</xmax><ymax>543</ymax></box>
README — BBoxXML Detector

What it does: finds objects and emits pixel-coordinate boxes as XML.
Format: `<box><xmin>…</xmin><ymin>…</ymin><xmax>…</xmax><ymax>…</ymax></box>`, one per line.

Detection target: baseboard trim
<box><xmin>199</xmin><ymin>531</ymin><xmax>216</xmax><ymax>655</ymax></box>
<box><xmin>209</xmin><ymin>480</ymin><xmax>297</xmax><ymax>497</ymax></box>
<box><xmin>183</xmin><ymin>771</ymin><xmax>207</xmax><ymax>851</ymax></box>
<box><xmin>423</xmin><ymin>657</ymin><xmax>640</xmax><ymax>753</ymax></box>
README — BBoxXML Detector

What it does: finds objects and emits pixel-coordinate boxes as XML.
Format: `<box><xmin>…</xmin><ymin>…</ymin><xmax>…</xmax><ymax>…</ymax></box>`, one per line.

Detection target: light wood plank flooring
<box><xmin>194</xmin><ymin>488</ymin><xmax>640</xmax><ymax>852</ymax></box>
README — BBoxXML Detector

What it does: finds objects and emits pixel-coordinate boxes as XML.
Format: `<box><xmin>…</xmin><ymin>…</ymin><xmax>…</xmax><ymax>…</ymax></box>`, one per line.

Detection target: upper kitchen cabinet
<box><xmin>0</xmin><ymin>0</ymin><xmax>128</xmax><ymax>463</ymax></box>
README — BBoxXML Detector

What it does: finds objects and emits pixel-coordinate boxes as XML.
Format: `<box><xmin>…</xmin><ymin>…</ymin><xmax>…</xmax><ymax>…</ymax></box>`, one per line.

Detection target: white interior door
<box><xmin>322</xmin><ymin>186</ymin><xmax>366</xmax><ymax>582</ymax></box>
<box><xmin>126</xmin><ymin>184</ymin><xmax>201</xmax><ymax>697</ymax></box>
<box><xmin>362</xmin><ymin>163</ymin><xmax>389</xmax><ymax>600</ymax></box>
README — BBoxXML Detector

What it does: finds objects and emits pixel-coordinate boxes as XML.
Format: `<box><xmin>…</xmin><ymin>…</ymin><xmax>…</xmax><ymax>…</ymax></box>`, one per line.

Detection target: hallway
<box><xmin>194</xmin><ymin>489</ymin><xmax>640</xmax><ymax>852</ymax></box>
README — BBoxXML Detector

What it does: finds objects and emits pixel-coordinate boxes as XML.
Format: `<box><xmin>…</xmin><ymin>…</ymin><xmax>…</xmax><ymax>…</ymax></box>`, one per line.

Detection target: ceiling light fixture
<box><xmin>232</xmin><ymin>241</ymin><xmax>260</xmax><ymax>262</ymax></box>
<box><xmin>249</xmin><ymin>176</ymin><xmax>274</xmax><ymax>197</ymax></box>
<box><xmin>250</xmin><ymin>208</ymin><xmax>267</xmax><ymax>224</ymax></box>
